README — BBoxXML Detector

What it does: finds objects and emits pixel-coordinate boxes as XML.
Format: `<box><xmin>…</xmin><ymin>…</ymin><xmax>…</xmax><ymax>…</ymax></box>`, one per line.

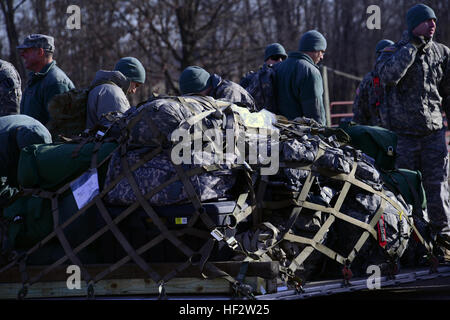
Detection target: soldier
<box><xmin>274</xmin><ymin>30</ymin><xmax>327</xmax><ymax>125</ymax></box>
<box><xmin>17</xmin><ymin>34</ymin><xmax>75</xmax><ymax>125</ymax></box>
<box><xmin>239</xmin><ymin>42</ymin><xmax>287</xmax><ymax>88</ymax></box>
<box><xmin>239</xmin><ymin>43</ymin><xmax>287</xmax><ymax>112</ymax></box>
<box><xmin>0</xmin><ymin>60</ymin><xmax>22</xmax><ymax>116</ymax></box>
<box><xmin>0</xmin><ymin>114</ymin><xmax>52</xmax><ymax>207</ymax></box>
<box><xmin>375</xmin><ymin>4</ymin><xmax>450</xmax><ymax>257</ymax></box>
<box><xmin>352</xmin><ymin>39</ymin><xmax>394</xmax><ymax>126</ymax></box>
<box><xmin>178</xmin><ymin>66</ymin><xmax>257</xmax><ymax>112</ymax></box>
<box><xmin>86</xmin><ymin>57</ymin><xmax>146</xmax><ymax>129</ymax></box>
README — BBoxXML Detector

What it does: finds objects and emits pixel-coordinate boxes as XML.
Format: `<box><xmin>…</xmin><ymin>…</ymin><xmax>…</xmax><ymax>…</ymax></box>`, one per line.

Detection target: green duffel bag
<box><xmin>339</xmin><ymin>123</ymin><xmax>397</xmax><ymax>171</ymax></box>
<box><xmin>3</xmin><ymin>141</ymin><xmax>117</xmax><ymax>250</ymax></box>
<box><xmin>18</xmin><ymin>141</ymin><xmax>118</xmax><ymax>191</ymax></box>
<box><xmin>380</xmin><ymin>168</ymin><xmax>427</xmax><ymax>212</ymax></box>
<box><xmin>3</xmin><ymin>190</ymin><xmax>101</xmax><ymax>255</ymax></box>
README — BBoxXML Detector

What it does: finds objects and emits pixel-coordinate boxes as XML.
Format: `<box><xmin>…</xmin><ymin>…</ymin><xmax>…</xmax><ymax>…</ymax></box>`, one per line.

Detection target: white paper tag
<box><xmin>70</xmin><ymin>168</ymin><xmax>99</xmax><ymax>210</ymax></box>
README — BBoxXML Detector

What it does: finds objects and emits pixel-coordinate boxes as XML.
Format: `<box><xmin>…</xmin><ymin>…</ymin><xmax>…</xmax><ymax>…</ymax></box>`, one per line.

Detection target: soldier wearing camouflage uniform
<box><xmin>239</xmin><ymin>43</ymin><xmax>287</xmax><ymax>111</ymax></box>
<box><xmin>17</xmin><ymin>34</ymin><xmax>75</xmax><ymax>125</ymax></box>
<box><xmin>352</xmin><ymin>39</ymin><xmax>394</xmax><ymax>126</ymax></box>
<box><xmin>375</xmin><ymin>4</ymin><xmax>450</xmax><ymax>254</ymax></box>
<box><xmin>179</xmin><ymin>66</ymin><xmax>257</xmax><ymax>112</ymax></box>
<box><xmin>0</xmin><ymin>60</ymin><xmax>22</xmax><ymax>116</ymax></box>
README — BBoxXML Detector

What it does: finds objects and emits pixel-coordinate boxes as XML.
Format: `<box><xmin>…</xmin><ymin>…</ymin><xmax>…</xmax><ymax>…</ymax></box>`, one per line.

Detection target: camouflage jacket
<box><xmin>375</xmin><ymin>31</ymin><xmax>450</xmax><ymax>136</ymax></box>
<box><xmin>240</xmin><ymin>63</ymin><xmax>276</xmax><ymax>112</ymax></box>
<box><xmin>0</xmin><ymin>60</ymin><xmax>22</xmax><ymax>116</ymax></box>
<box><xmin>210</xmin><ymin>74</ymin><xmax>257</xmax><ymax>112</ymax></box>
<box><xmin>352</xmin><ymin>70</ymin><xmax>384</xmax><ymax>127</ymax></box>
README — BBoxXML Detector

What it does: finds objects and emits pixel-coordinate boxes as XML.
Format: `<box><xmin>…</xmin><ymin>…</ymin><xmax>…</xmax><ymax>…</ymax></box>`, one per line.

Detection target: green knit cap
<box><xmin>298</xmin><ymin>30</ymin><xmax>327</xmax><ymax>52</ymax></box>
<box><xmin>114</xmin><ymin>57</ymin><xmax>146</xmax><ymax>84</ymax></box>
<box><xmin>406</xmin><ymin>4</ymin><xmax>436</xmax><ymax>33</ymax></box>
<box><xmin>264</xmin><ymin>43</ymin><xmax>287</xmax><ymax>61</ymax></box>
<box><xmin>179</xmin><ymin>66</ymin><xmax>211</xmax><ymax>95</ymax></box>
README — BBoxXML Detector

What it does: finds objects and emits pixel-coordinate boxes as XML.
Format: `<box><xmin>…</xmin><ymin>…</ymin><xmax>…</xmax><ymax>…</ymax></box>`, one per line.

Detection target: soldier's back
<box><xmin>0</xmin><ymin>59</ymin><xmax>22</xmax><ymax>116</ymax></box>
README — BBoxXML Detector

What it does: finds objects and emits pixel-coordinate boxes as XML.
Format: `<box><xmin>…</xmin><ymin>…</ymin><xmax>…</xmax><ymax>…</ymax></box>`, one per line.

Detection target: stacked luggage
<box><xmin>0</xmin><ymin>95</ymin><xmax>436</xmax><ymax>297</ymax></box>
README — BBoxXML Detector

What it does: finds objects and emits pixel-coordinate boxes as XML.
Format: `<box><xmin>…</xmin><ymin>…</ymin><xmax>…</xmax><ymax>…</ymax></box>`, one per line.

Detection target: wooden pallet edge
<box><xmin>0</xmin><ymin>276</ymin><xmax>277</xmax><ymax>299</ymax></box>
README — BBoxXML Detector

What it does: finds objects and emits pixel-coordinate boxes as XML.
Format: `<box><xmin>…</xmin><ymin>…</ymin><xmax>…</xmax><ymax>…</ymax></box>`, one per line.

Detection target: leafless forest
<box><xmin>1</xmin><ymin>0</ymin><xmax>448</xmax><ymax>106</ymax></box>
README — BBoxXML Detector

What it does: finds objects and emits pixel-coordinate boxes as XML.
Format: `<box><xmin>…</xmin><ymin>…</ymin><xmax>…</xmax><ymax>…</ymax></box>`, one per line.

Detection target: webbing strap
<box><xmin>283</xmin><ymin>149</ymin><xmax>323</xmax><ymax>234</ymax></box>
<box><xmin>172</xmin><ymin>162</ymin><xmax>216</xmax><ymax>231</ymax></box>
<box><xmin>50</xmin><ymin>195</ymin><xmax>93</xmax><ymax>284</ymax></box>
<box><xmin>120</xmin><ymin>145</ymin><xmax>195</xmax><ymax>259</ymax></box>
<box><xmin>94</xmin><ymin>197</ymin><xmax>162</xmax><ymax>282</ymax></box>
<box><xmin>231</xmin><ymin>192</ymin><xmax>255</xmax><ymax>226</ymax></box>
<box><xmin>254</xmin><ymin>175</ymin><xmax>268</xmax><ymax>227</ymax></box>
<box><xmin>284</xmin><ymin>229</ymin><xmax>347</xmax><ymax>264</ymax></box>
<box><xmin>8</xmin><ymin>147</ymin><xmax>163</xmax><ymax>284</ymax></box>
<box><xmin>118</xmin><ymin>144</ymin><xmax>222</xmax><ymax>285</ymax></box>
<box><xmin>286</xmin><ymin>164</ymin><xmax>356</xmax><ymax>273</ymax></box>
<box><xmin>330</xmin><ymin>168</ymin><xmax>429</xmax><ymax>253</ymax></box>
<box><xmin>346</xmin><ymin>198</ymin><xmax>387</xmax><ymax>262</ymax></box>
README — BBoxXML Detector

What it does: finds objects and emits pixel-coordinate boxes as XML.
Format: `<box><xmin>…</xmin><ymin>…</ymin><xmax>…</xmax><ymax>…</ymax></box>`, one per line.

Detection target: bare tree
<box><xmin>32</xmin><ymin>0</ymin><xmax>49</xmax><ymax>34</ymax></box>
<box><xmin>4</xmin><ymin>0</ymin><xmax>446</xmax><ymax>106</ymax></box>
<box><xmin>0</xmin><ymin>0</ymin><xmax>27</xmax><ymax>85</ymax></box>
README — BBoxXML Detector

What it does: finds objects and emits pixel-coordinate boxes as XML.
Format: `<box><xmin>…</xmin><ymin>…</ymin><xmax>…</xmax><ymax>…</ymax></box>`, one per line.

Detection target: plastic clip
<box><xmin>210</xmin><ymin>229</ymin><xmax>238</xmax><ymax>250</ymax></box>
<box><xmin>95</xmin><ymin>130</ymin><xmax>105</xmax><ymax>139</ymax></box>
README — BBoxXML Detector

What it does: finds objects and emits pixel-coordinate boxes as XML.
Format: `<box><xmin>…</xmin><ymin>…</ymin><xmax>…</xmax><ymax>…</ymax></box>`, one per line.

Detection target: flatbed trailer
<box><xmin>1</xmin><ymin>262</ymin><xmax>449</xmax><ymax>300</ymax></box>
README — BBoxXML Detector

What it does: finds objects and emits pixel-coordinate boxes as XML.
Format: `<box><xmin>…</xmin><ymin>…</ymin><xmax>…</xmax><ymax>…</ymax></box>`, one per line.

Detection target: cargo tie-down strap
<box><xmin>0</xmin><ymin>96</ymin><xmax>259</xmax><ymax>299</ymax></box>
<box><xmin>242</xmin><ymin>124</ymin><xmax>435</xmax><ymax>286</ymax></box>
<box><xmin>0</xmin><ymin>97</ymin><xmax>436</xmax><ymax>299</ymax></box>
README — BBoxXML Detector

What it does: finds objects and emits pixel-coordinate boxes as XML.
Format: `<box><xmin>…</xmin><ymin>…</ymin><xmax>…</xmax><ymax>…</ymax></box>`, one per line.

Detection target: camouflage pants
<box><xmin>396</xmin><ymin>129</ymin><xmax>450</xmax><ymax>238</ymax></box>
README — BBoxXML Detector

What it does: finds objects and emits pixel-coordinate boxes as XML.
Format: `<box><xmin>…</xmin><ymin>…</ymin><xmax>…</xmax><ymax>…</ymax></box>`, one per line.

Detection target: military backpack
<box><xmin>241</xmin><ymin>64</ymin><xmax>277</xmax><ymax>113</ymax></box>
<box><xmin>46</xmin><ymin>81</ymin><xmax>116</xmax><ymax>140</ymax></box>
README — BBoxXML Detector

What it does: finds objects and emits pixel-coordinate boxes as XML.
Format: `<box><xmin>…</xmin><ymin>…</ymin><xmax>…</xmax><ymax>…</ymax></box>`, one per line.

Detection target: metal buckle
<box><xmin>210</xmin><ymin>229</ymin><xmax>238</xmax><ymax>250</ymax></box>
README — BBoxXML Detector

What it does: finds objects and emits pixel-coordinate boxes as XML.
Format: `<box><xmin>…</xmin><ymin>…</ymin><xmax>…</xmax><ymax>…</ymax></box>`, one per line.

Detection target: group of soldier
<box><xmin>0</xmin><ymin>3</ymin><xmax>449</xmax><ymax>259</ymax></box>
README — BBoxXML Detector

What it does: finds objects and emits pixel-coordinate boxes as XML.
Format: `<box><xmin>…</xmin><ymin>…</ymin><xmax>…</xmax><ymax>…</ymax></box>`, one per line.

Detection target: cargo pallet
<box><xmin>0</xmin><ymin>261</ymin><xmax>279</xmax><ymax>299</ymax></box>
<box><xmin>1</xmin><ymin>262</ymin><xmax>449</xmax><ymax>300</ymax></box>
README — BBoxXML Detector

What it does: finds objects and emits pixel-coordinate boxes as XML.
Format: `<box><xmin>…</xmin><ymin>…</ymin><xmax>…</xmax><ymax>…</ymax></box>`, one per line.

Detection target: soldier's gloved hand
<box><xmin>410</xmin><ymin>35</ymin><xmax>427</xmax><ymax>49</ymax></box>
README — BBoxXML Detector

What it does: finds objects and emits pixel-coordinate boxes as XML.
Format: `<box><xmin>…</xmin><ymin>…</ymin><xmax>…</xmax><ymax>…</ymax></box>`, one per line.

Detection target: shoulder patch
<box><xmin>382</xmin><ymin>46</ymin><xmax>397</xmax><ymax>53</ymax></box>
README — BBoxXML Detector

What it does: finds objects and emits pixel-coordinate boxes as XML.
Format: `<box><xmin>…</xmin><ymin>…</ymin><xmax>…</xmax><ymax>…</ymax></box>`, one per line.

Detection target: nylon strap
<box><xmin>94</xmin><ymin>196</ymin><xmax>162</xmax><ymax>282</ymax></box>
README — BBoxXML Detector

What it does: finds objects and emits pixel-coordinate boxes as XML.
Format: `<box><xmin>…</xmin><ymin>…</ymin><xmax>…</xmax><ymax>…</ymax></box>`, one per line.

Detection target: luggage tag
<box><xmin>70</xmin><ymin>168</ymin><xmax>100</xmax><ymax>210</ymax></box>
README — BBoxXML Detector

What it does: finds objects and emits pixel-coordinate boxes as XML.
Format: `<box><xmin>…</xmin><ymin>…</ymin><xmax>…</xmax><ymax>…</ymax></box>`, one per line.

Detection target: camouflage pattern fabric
<box><xmin>352</xmin><ymin>71</ymin><xmax>383</xmax><ymax>126</ymax></box>
<box><xmin>375</xmin><ymin>31</ymin><xmax>450</xmax><ymax>238</ymax></box>
<box><xmin>331</xmin><ymin>188</ymin><xmax>411</xmax><ymax>275</ymax></box>
<box><xmin>106</xmin><ymin>96</ymin><xmax>238</xmax><ymax>206</ymax></box>
<box><xmin>239</xmin><ymin>70</ymin><xmax>255</xmax><ymax>89</ymax></box>
<box><xmin>375</xmin><ymin>31</ymin><xmax>450</xmax><ymax>135</ymax></box>
<box><xmin>210</xmin><ymin>74</ymin><xmax>257</xmax><ymax>112</ymax></box>
<box><xmin>315</xmin><ymin>145</ymin><xmax>354</xmax><ymax>174</ymax></box>
<box><xmin>127</xmin><ymin>96</ymin><xmax>221</xmax><ymax>147</ymax></box>
<box><xmin>396</xmin><ymin>129</ymin><xmax>450</xmax><ymax>238</ymax></box>
<box><xmin>0</xmin><ymin>60</ymin><xmax>22</xmax><ymax>116</ymax></box>
<box><xmin>17</xmin><ymin>34</ymin><xmax>55</xmax><ymax>53</ymax></box>
<box><xmin>104</xmin><ymin>149</ymin><xmax>236</xmax><ymax>206</ymax></box>
<box><xmin>240</xmin><ymin>64</ymin><xmax>277</xmax><ymax>112</ymax></box>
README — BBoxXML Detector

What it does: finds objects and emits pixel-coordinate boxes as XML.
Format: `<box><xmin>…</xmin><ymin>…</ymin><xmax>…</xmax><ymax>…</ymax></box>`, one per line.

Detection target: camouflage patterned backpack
<box><xmin>241</xmin><ymin>64</ymin><xmax>277</xmax><ymax>113</ymax></box>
